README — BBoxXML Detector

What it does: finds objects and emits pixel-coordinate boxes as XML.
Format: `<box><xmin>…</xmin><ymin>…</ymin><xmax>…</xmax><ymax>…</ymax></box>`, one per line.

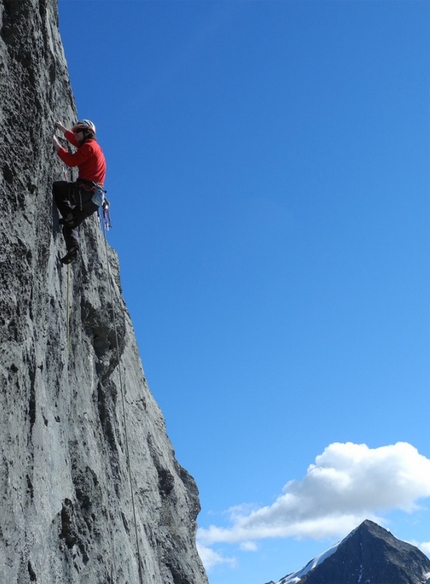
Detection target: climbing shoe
<box><xmin>60</xmin><ymin>247</ymin><xmax>79</xmax><ymax>265</ymax></box>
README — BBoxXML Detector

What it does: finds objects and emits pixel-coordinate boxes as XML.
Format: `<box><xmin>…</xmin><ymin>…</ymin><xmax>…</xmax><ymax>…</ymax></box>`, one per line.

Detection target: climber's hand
<box><xmin>55</xmin><ymin>121</ymin><xmax>67</xmax><ymax>133</ymax></box>
<box><xmin>52</xmin><ymin>135</ymin><xmax>62</xmax><ymax>152</ymax></box>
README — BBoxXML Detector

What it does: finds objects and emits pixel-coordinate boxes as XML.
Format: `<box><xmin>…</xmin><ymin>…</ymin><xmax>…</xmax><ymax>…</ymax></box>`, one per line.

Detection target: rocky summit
<box><xmin>0</xmin><ymin>1</ymin><xmax>208</xmax><ymax>583</ymax></box>
<box><xmin>269</xmin><ymin>520</ymin><xmax>430</xmax><ymax>584</ymax></box>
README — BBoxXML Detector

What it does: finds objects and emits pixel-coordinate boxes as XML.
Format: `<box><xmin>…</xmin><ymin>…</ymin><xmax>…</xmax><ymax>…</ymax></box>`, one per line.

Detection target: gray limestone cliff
<box><xmin>0</xmin><ymin>1</ymin><xmax>209</xmax><ymax>583</ymax></box>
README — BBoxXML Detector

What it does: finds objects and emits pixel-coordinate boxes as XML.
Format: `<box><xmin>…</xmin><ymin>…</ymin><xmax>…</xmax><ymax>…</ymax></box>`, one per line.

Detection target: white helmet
<box><xmin>72</xmin><ymin>119</ymin><xmax>96</xmax><ymax>134</ymax></box>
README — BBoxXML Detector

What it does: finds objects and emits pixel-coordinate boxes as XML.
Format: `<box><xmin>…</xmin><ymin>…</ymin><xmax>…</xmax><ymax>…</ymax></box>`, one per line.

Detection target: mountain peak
<box><xmin>273</xmin><ymin>521</ymin><xmax>430</xmax><ymax>584</ymax></box>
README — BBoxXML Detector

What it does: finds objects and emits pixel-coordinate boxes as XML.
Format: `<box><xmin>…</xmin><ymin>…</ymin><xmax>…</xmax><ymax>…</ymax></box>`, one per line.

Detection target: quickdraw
<box><xmin>101</xmin><ymin>198</ymin><xmax>112</xmax><ymax>231</ymax></box>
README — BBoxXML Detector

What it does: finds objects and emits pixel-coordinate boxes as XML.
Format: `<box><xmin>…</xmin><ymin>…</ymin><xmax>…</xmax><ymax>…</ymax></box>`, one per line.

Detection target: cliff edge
<box><xmin>0</xmin><ymin>1</ymin><xmax>209</xmax><ymax>583</ymax></box>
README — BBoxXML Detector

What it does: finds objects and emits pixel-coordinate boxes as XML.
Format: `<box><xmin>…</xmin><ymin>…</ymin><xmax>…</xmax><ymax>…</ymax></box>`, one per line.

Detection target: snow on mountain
<box><xmin>277</xmin><ymin>542</ymin><xmax>340</xmax><ymax>584</ymax></box>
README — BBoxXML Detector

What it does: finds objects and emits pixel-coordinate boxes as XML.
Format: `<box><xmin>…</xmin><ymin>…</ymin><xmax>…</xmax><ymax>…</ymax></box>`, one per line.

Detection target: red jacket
<box><xmin>57</xmin><ymin>130</ymin><xmax>107</xmax><ymax>186</ymax></box>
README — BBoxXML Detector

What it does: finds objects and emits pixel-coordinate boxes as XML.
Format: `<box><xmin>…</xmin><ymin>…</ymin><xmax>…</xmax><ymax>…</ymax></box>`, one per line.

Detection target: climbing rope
<box><xmin>101</xmin><ymin>224</ymin><xmax>145</xmax><ymax>584</ymax></box>
<box><xmin>66</xmin><ymin>263</ymin><xmax>71</xmax><ymax>355</ymax></box>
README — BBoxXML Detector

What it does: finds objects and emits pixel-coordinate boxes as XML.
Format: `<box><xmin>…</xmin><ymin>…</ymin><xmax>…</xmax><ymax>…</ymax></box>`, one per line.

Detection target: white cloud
<box><xmin>240</xmin><ymin>541</ymin><xmax>258</xmax><ymax>551</ymax></box>
<box><xmin>198</xmin><ymin>442</ymin><xmax>430</xmax><ymax>553</ymax></box>
<box><xmin>197</xmin><ymin>542</ymin><xmax>236</xmax><ymax>570</ymax></box>
<box><xmin>419</xmin><ymin>542</ymin><xmax>430</xmax><ymax>557</ymax></box>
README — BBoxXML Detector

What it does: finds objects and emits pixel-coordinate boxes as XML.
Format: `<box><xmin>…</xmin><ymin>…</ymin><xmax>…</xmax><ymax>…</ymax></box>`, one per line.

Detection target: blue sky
<box><xmin>57</xmin><ymin>1</ymin><xmax>429</xmax><ymax>583</ymax></box>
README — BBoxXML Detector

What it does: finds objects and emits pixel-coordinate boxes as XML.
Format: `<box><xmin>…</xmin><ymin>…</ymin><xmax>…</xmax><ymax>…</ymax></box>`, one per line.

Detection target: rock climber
<box><xmin>52</xmin><ymin>119</ymin><xmax>107</xmax><ymax>264</ymax></box>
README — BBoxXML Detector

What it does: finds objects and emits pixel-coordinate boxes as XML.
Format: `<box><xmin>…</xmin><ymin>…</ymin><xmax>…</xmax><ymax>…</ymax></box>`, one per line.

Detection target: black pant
<box><xmin>53</xmin><ymin>181</ymin><xmax>99</xmax><ymax>251</ymax></box>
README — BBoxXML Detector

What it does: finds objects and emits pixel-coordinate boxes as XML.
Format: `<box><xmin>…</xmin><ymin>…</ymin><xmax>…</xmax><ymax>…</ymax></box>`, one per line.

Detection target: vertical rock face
<box><xmin>0</xmin><ymin>1</ymin><xmax>209</xmax><ymax>583</ymax></box>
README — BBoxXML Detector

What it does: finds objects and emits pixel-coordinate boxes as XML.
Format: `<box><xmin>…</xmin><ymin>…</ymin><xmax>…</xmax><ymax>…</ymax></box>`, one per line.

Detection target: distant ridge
<box><xmin>266</xmin><ymin>520</ymin><xmax>430</xmax><ymax>584</ymax></box>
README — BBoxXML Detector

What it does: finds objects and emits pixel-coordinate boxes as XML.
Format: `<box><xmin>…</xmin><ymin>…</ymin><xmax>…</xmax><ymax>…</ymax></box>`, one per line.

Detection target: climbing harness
<box><xmin>102</xmin><ymin>222</ymin><xmax>144</xmax><ymax>584</ymax></box>
<box><xmin>72</xmin><ymin>178</ymin><xmax>110</xmax><ymax>227</ymax></box>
